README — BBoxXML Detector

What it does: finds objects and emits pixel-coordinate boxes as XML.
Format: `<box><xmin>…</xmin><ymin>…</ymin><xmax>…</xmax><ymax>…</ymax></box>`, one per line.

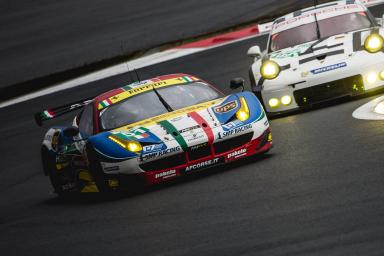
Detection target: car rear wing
<box><xmin>34</xmin><ymin>97</ymin><xmax>93</xmax><ymax>126</ymax></box>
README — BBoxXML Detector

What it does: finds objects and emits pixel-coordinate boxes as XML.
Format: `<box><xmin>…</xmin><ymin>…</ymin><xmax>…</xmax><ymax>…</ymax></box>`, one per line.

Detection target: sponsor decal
<box><xmin>270</xmin><ymin>43</ymin><xmax>312</xmax><ymax>59</ymax></box>
<box><xmin>214</xmin><ymin>101</ymin><xmax>238</xmax><ymax>113</ymax></box>
<box><xmin>218</xmin><ymin>124</ymin><xmax>253</xmax><ymax>139</ymax></box>
<box><xmin>179</xmin><ymin>125</ymin><xmax>200</xmax><ymax>134</ymax></box>
<box><xmin>185</xmin><ymin>158</ymin><xmax>220</xmax><ymax>172</ymax></box>
<box><xmin>227</xmin><ymin>149</ymin><xmax>247</xmax><ymax>159</ymax></box>
<box><xmin>186</xmin><ymin>133</ymin><xmax>205</xmax><ymax>143</ymax></box>
<box><xmin>155</xmin><ymin>170</ymin><xmax>177</xmax><ymax>179</ymax></box>
<box><xmin>143</xmin><ymin>144</ymin><xmax>167</xmax><ymax>153</ymax></box>
<box><xmin>310</xmin><ymin>62</ymin><xmax>347</xmax><ymax>75</ymax></box>
<box><xmin>190</xmin><ymin>142</ymin><xmax>208</xmax><ymax>151</ymax></box>
<box><xmin>142</xmin><ymin>146</ymin><xmax>182</xmax><ymax>161</ymax></box>
<box><xmin>222</xmin><ymin>120</ymin><xmax>244</xmax><ymax>131</ymax></box>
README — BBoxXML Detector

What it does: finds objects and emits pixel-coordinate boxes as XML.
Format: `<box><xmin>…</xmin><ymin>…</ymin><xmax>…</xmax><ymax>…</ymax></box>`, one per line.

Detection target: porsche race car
<box><xmin>35</xmin><ymin>74</ymin><xmax>272</xmax><ymax>194</ymax></box>
<box><xmin>248</xmin><ymin>0</ymin><xmax>384</xmax><ymax>115</ymax></box>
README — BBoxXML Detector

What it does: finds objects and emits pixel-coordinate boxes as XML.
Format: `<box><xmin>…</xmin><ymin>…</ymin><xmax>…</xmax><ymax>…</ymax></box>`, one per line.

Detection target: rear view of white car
<box><xmin>248</xmin><ymin>0</ymin><xmax>384</xmax><ymax>115</ymax></box>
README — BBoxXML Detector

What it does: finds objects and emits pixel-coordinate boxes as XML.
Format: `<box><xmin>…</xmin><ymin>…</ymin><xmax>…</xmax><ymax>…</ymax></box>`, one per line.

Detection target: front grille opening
<box><xmin>140</xmin><ymin>153</ymin><xmax>186</xmax><ymax>172</ymax></box>
<box><xmin>294</xmin><ymin>75</ymin><xmax>364</xmax><ymax>107</ymax></box>
<box><xmin>188</xmin><ymin>143</ymin><xmax>211</xmax><ymax>161</ymax></box>
<box><xmin>214</xmin><ymin>132</ymin><xmax>253</xmax><ymax>154</ymax></box>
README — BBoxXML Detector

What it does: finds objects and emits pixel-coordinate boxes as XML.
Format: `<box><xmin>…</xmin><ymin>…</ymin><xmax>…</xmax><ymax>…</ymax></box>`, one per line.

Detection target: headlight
<box><xmin>281</xmin><ymin>95</ymin><xmax>292</xmax><ymax>106</ymax></box>
<box><xmin>268</xmin><ymin>98</ymin><xmax>280</xmax><ymax>108</ymax></box>
<box><xmin>380</xmin><ymin>70</ymin><xmax>384</xmax><ymax>80</ymax></box>
<box><xmin>260</xmin><ymin>60</ymin><xmax>280</xmax><ymax>80</ymax></box>
<box><xmin>364</xmin><ymin>33</ymin><xmax>384</xmax><ymax>53</ymax></box>
<box><xmin>366</xmin><ymin>72</ymin><xmax>378</xmax><ymax>84</ymax></box>
<box><xmin>108</xmin><ymin>136</ymin><xmax>142</xmax><ymax>153</ymax></box>
<box><xmin>236</xmin><ymin>97</ymin><xmax>250</xmax><ymax>121</ymax></box>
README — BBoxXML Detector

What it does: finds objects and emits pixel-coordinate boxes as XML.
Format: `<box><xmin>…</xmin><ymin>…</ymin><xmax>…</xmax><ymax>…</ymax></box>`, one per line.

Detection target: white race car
<box><xmin>248</xmin><ymin>0</ymin><xmax>384</xmax><ymax>115</ymax></box>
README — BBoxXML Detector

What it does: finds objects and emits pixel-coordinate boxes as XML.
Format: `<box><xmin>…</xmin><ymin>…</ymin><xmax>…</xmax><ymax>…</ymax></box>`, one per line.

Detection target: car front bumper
<box><xmin>259</xmin><ymin>56</ymin><xmax>384</xmax><ymax>114</ymax></box>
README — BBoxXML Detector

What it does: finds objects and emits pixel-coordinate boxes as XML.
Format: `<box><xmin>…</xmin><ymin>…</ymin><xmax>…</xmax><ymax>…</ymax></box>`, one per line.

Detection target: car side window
<box><xmin>78</xmin><ymin>103</ymin><xmax>94</xmax><ymax>136</ymax></box>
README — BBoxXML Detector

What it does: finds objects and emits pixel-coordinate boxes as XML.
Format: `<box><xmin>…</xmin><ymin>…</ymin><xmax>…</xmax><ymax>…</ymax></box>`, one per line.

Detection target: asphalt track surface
<box><xmin>1</xmin><ymin>0</ymin><xmax>314</xmax><ymax>89</ymax></box>
<box><xmin>1</xmin><ymin>5</ymin><xmax>384</xmax><ymax>256</ymax></box>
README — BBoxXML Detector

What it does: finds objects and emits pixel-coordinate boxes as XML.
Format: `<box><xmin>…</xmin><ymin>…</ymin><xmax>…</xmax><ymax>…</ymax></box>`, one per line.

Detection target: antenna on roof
<box><xmin>313</xmin><ymin>0</ymin><xmax>321</xmax><ymax>39</ymax></box>
<box><xmin>120</xmin><ymin>43</ymin><xmax>136</xmax><ymax>84</ymax></box>
<box><xmin>133</xmin><ymin>69</ymin><xmax>141</xmax><ymax>82</ymax></box>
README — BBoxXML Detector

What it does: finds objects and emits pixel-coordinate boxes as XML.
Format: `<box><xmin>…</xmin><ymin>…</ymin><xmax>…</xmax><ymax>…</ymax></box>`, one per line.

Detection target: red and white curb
<box><xmin>1</xmin><ymin>0</ymin><xmax>383</xmax><ymax>109</ymax></box>
<box><xmin>353</xmin><ymin>96</ymin><xmax>384</xmax><ymax>120</ymax></box>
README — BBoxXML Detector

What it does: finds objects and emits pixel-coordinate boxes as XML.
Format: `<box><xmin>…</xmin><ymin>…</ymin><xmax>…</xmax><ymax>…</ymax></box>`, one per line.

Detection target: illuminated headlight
<box><xmin>108</xmin><ymin>136</ymin><xmax>142</xmax><ymax>153</ymax></box>
<box><xmin>380</xmin><ymin>70</ymin><xmax>384</xmax><ymax>80</ymax></box>
<box><xmin>281</xmin><ymin>95</ymin><xmax>292</xmax><ymax>106</ymax></box>
<box><xmin>260</xmin><ymin>60</ymin><xmax>280</xmax><ymax>80</ymax></box>
<box><xmin>366</xmin><ymin>72</ymin><xmax>378</xmax><ymax>84</ymax></box>
<box><xmin>364</xmin><ymin>34</ymin><xmax>384</xmax><ymax>53</ymax></box>
<box><xmin>268</xmin><ymin>98</ymin><xmax>280</xmax><ymax>108</ymax></box>
<box><xmin>236</xmin><ymin>97</ymin><xmax>250</xmax><ymax>121</ymax></box>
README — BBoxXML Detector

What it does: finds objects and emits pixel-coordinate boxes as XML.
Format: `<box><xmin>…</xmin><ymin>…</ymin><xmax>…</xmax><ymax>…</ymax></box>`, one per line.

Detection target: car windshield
<box><xmin>270</xmin><ymin>12</ymin><xmax>373</xmax><ymax>52</ymax></box>
<box><xmin>99</xmin><ymin>82</ymin><xmax>223</xmax><ymax>130</ymax></box>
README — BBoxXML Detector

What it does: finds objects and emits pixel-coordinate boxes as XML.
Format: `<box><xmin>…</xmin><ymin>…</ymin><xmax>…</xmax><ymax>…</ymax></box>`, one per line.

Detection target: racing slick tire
<box><xmin>41</xmin><ymin>147</ymin><xmax>64</xmax><ymax>196</ymax></box>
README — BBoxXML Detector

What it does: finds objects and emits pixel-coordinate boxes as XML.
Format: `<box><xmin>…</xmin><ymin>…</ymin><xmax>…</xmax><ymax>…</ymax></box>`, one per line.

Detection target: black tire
<box><xmin>42</xmin><ymin>147</ymin><xmax>64</xmax><ymax>196</ymax></box>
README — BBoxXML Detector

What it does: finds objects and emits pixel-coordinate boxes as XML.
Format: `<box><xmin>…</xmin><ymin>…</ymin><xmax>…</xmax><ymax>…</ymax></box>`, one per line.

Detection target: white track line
<box><xmin>0</xmin><ymin>33</ymin><xmax>268</xmax><ymax>109</ymax></box>
<box><xmin>353</xmin><ymin>96</ymin><xmax>384</xmax><ymax>120</ymax></box>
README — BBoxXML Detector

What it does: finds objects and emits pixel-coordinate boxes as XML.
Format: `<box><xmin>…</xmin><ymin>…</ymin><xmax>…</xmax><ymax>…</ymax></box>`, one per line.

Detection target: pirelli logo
<box><xmin>214</xmin><ymin>101</ymin><xmax>238</xmax><ymax>113</ymax></box>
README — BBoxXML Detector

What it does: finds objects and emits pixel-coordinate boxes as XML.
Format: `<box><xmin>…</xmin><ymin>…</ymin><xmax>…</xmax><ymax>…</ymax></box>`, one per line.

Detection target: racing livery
<box><xmin>248</xmin><ymin>0</ymin><xmax>384</xmax><ymax>115</ymax></box>
<box><xmin>35</xmin><ymin>74</ymin><xmax>272</xmax><ymax>194</ymax></box>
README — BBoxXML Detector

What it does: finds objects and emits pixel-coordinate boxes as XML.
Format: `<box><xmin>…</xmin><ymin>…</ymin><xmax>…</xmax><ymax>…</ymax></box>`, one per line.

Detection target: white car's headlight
<box><xmin>364</xmin><ymin>33</ymin><xmax>384</xmax><ymax>53</ymax></box>
<box><xmin>260</xmin><ymin>60</ymin><xmax>280</xmax><ymax>80</ymax></box>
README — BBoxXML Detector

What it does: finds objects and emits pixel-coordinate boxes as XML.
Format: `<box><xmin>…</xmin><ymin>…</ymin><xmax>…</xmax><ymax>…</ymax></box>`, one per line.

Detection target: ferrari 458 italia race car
<box><xmin>248</xmin><ymin>0</ymin><xmax>384</xmax><ymax>115</ymax></box>
<box><xmin>35</xmin><ymin>74</ymin><xmax>272</xmax><ymax>194</ymax></box>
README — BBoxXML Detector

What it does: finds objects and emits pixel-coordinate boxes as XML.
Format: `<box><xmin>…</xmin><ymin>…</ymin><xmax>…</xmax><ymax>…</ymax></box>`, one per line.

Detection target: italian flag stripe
<box><xmin>188</xmin><ymin>111</ymin><xmax>214</xmax><ymax>144</ymax></box>
<box><xmin>183</xmin><ymin>76</ymin><xmax>194</xmax><ymax>83</ymax></box>
<box><xmin>123</xmin><ymin>85</ymin><xmax>132</xmax><ymax>91</ymax></box>
<box><xmin>43</xmin><ymin>110</ymin><xmax>54</xmax><ymax>118</ymax></box>
<box><xmin>158</xmin><ymin>120</ymin><xmax>188</xmax><ymax>151</ymax></box>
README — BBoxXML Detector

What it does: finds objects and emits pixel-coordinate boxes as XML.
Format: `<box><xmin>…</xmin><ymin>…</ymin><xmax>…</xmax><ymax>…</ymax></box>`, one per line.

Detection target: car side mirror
<box><xmin>230</xmin><ymin>78</ymin><xmax>245</xmax><ymax>92</ymax></box>
<box><xmin>63</xmin><ymin>126</ymin><xmax>80</xmax><ymax>137</ymax></box>
<box><xmin>247</xmin><ymin>45</ymin><xmax>262</xmax><ymax>60</ymax></box>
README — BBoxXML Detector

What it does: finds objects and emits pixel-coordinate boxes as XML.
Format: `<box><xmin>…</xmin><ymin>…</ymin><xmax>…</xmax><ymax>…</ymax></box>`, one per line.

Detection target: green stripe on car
<box><xmin>159</xmin><ymin>120</ymin><xmax>188</xmax><ymax>150</ymax></box>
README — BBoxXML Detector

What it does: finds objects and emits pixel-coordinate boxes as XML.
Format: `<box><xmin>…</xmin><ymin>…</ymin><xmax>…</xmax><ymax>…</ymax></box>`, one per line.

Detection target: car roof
<box><xmin>94</xmin><ymin>73</ymin><xmax>202</xmax><ymax>111</ymax></box>
<box><xmin>272</xmin><ymin>0</ymin><xmax>367</xmax><ymax>34</ymax></box>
